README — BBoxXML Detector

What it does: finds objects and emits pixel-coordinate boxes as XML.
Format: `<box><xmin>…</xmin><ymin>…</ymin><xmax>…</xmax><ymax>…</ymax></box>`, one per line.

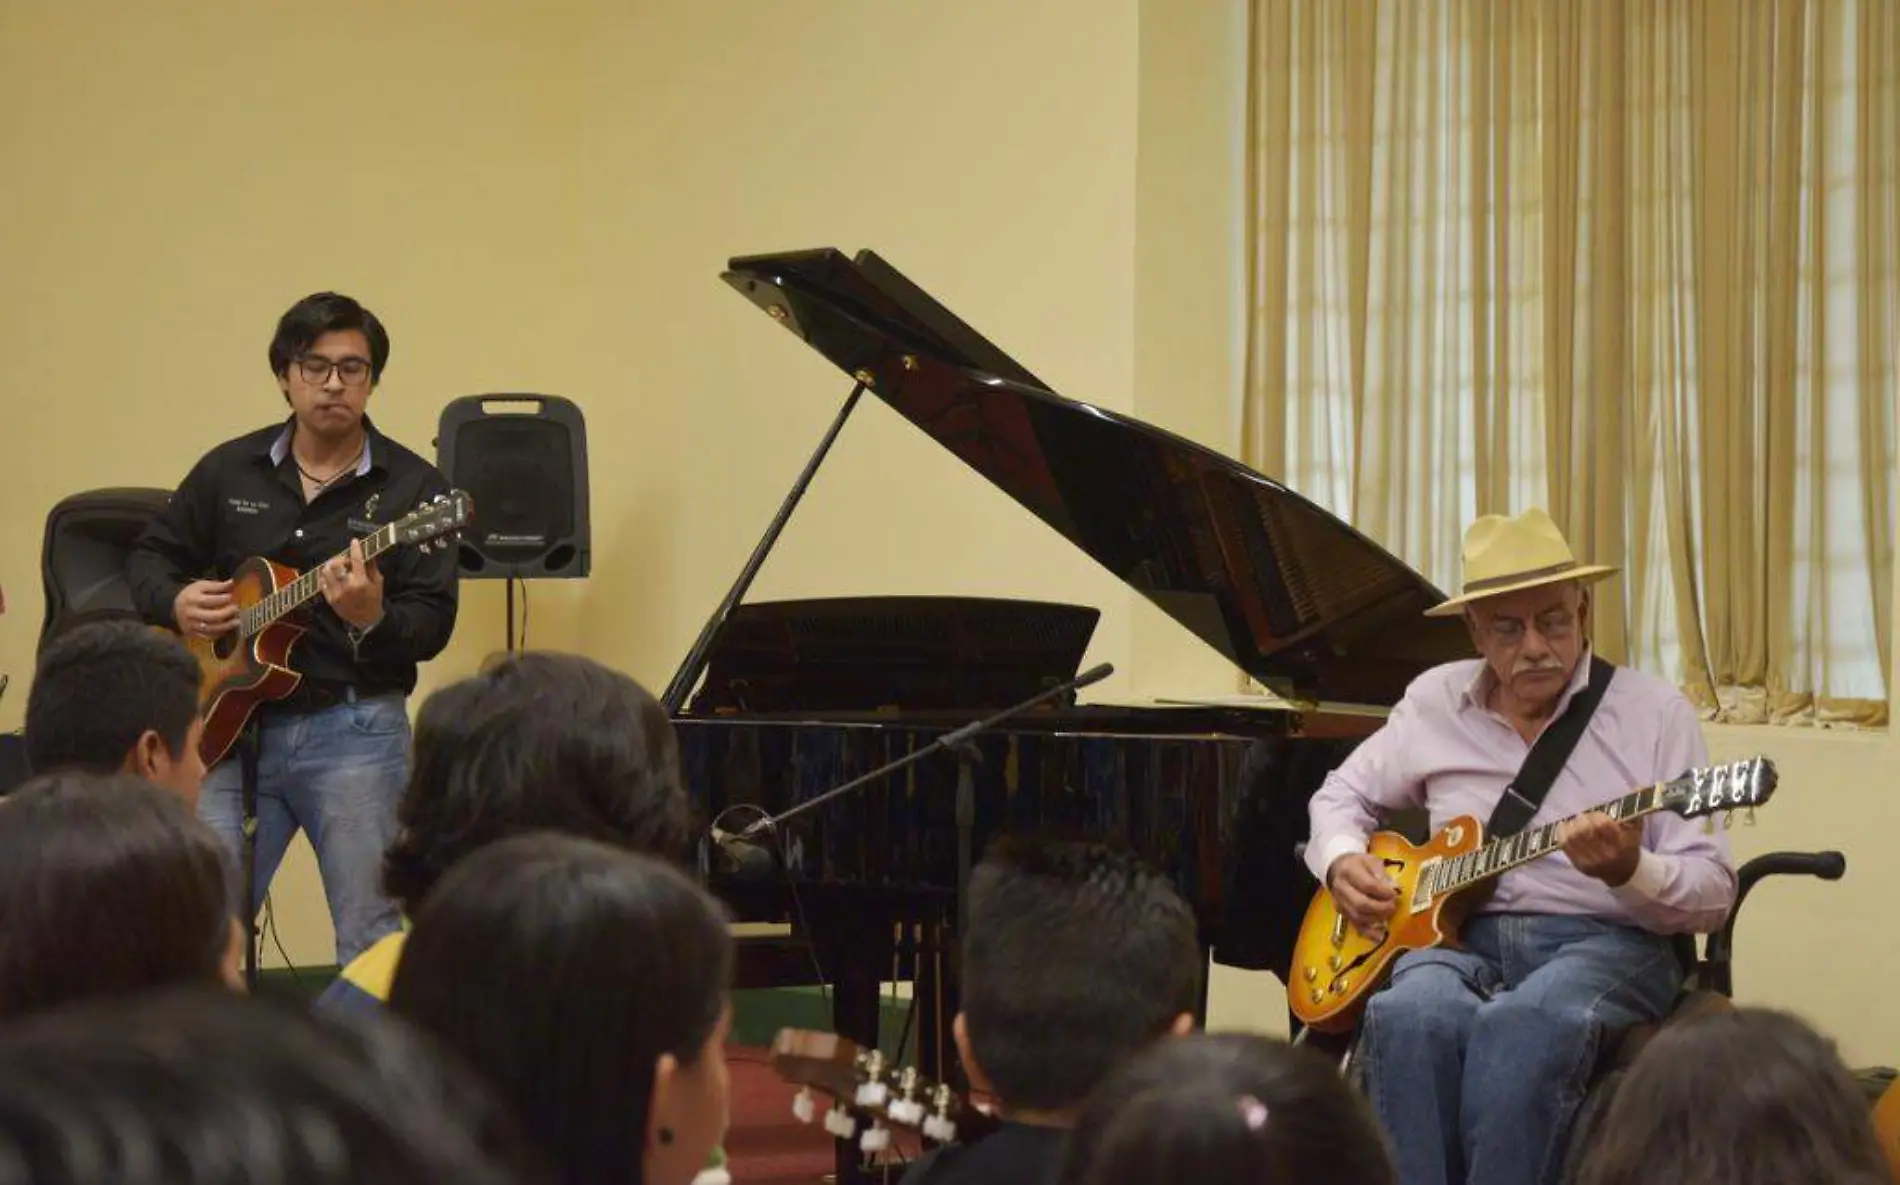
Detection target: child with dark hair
<box><xmin>388</xmin><ymin>833</ymin><xmax>734</xmax><ymax>1185</ymax></box>
<box><xmin>1056</xmin><ymin>1032</ymin><xmax>1395</xmax><ymax>1185</ymax></box>
<box><xmin>0</xmin><ymin>987</ymin><xmax>542</xmax><ymax>1185</ymax></box>
<box><xmin>1570</xmin><ymin>1007</ymin><xmax>1891</xmax><ymax>1185</ymax></box>
<box><xmin>0</xmin><ymin>772</ymin><xmax>240</xmax><ymax>1018</ymax></box>
<box><xmin>24</xmin><ymin>620</ymin><xmax>206</xmax><ymax>805</ymax></box>
<box><xmin>316</xmin><ymin>650</ymin><xmax>691</xmax><ymax>1013</ymax></box>
<box><xmin>902</xmin><ymin>836</ymin><xmax>1204</xmax><ymax>1185</ymax></box>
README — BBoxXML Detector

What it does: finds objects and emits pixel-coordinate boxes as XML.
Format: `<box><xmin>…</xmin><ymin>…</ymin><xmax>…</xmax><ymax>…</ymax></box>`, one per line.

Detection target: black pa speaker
<box><xmin>38</xmin><ymin>487</ymin><xmax>173</xmax><ymax>655</ymax></box>
<box><xmin>435</xmin><ymin>395</ymin><xmax>591</xmax><ymax>580</ymax></box>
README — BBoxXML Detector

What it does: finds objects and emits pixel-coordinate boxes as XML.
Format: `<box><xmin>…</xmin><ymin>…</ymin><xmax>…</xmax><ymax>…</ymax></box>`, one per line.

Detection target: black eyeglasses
<box><xmin>295</xmin><ymin>355</ymin><xmax>372</xmax><ymax>385</ymax></box>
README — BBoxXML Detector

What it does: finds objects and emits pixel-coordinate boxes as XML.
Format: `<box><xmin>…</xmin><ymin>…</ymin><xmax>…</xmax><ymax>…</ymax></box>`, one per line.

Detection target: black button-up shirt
<box><xmin>127</xmin><ymin>417</ymin><xmax>459</xmax><ymax>701</ymax></box>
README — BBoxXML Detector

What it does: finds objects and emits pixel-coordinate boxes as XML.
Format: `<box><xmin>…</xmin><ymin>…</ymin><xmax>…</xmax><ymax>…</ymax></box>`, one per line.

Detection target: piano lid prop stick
<box><xmin>659</xmin><ymin>381</ymin><xmax>869</xmax><ymax>714</ymax></box>
<box><xmin>737</xmin><ymin>662</ymin><xmax>1114</xmax><ymax>840</ymax></box>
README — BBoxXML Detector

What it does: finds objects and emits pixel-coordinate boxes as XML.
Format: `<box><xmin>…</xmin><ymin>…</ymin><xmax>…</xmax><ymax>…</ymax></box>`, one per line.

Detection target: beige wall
<box><xmin>3</xmin><ymin>0</ymin><xmax>1894</xmax><ymax>1068</ymax></box>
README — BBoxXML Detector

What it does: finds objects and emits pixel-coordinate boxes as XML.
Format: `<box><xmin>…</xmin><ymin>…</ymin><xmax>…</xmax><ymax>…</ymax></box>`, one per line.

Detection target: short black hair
<box><xmin>0</xmin><ymin>772</ymin><xmax>231</xmax><ymax>1018</ymax></box>
<box><xmin>1057</xmin><ymin>1033</ymin><xmax>1395</xmax><ymax>1185</ymax></box>
<box><xmin>0</xmin><ymin>987</ymin><xmax>544</xmax><ymax>1185</ymax></box>
<box><xmin>268</xmin><ymin>291</ymin><xmax>391</xmax><ymax>383</ymax></box>
<box><xmin>382</xmin><ymin>652</ymin><xmax>692</xmax><ymax>917</ymax></box>
<box><xmin>389</xmin><ymin>833</ymin><xmax>733</xmax><ymax>1185</ymax></box>
<box><xmin>1572</xmin><ymin>1007</ymin><xmax>1890</xmax><ymax>1185</ymax></box>
<box><xmin>961</xmin><ymin>836</ymin><xmax>1202</xmax><ymax>1111</ymax></box>
<box><xmin>25</xmin><ymin>620</ymin><xmax>200</xmax><ymax>776</ymax></box>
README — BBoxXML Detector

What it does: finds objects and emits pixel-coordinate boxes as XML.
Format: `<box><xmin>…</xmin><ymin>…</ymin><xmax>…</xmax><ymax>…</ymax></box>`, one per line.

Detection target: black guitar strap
<box><xmin>1485</xmin><ymin>655</ymin><xmax>1617</xmax><ymax>839</ymax></box>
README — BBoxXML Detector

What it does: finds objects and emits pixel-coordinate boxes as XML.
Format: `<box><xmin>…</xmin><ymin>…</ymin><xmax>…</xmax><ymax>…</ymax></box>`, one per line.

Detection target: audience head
<box><xmin>24</xmin><ymin>620</ymin><xmax>205</xmax><ymax>805</ymax></box>
<box><xmin>0</xmin><ymin>987</ymin><xmax>540</xmax><ymax>1185</ymax></box>
<box><xmin>388</xmin><ymin>833</ymin><xmax>734</xmax><ymax>1185</ymax></box>
<box><xmin>1572</xmin><ymin>1007</ymin><xmax>1890</xmax><ymax>1185</ymax></box>
<box><xmin>1058</xmin><ymin>1032</ymin><xmax>1394</xmax><ymax>1185</ymax></box>
<box><xmin>381</xmin><ymin>651</ymin><xmax>691</xmax><ymax>917</ymax></box>
<box><xmin>957</xmin><ymin>836</ymin><xmax>1201</xmax><ymax>1116</ymax></box>
<box><xmin>0</xmin><ymin>772</ymin><xmax>238</xmax><ymax>1018</ymax></box>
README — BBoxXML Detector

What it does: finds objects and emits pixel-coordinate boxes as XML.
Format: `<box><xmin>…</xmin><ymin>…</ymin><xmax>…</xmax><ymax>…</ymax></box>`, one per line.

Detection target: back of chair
<box><xmin>38</xmin><ymin>487</ymin><xmax>172</xmax><ymax>654</ymax></box>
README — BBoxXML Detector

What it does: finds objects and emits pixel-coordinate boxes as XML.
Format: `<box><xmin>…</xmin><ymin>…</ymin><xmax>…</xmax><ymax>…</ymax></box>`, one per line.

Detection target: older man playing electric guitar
<box><xmin>1306</xmin><ymin>508</ymin><xmax>1735</xmax><ymax>1185</ymax></box>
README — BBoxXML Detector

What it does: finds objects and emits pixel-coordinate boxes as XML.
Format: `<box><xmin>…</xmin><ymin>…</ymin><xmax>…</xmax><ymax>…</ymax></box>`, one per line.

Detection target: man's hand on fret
<box><xmin>1559</xmin><ymin>811</ymin><xmax>1643</xmax><ymax>887</ymax></box>
<box><xmin>318</xmin><ymin>538</ymin><xmax>384</xmax><ymax>631</ymax></box>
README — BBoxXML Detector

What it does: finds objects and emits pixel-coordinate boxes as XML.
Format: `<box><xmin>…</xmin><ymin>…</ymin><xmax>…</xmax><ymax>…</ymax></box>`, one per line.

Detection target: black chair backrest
<box><xmin>38</xmin><ymin>487</ymin><xmax>173</xmax><ymax>655</ymax></box>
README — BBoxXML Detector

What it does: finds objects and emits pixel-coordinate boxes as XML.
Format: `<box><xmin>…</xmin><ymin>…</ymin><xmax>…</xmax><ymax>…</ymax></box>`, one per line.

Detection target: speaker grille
<box><xmin>453</xmin><ymin>419</ymin><xmax>574</xmax><ymax>564</ymax></box>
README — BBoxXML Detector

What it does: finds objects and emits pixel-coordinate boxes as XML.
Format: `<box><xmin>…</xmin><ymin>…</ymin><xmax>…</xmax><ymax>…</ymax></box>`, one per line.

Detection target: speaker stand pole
<box><xmin>505</xmin><ymin>575</ymin><xmax>516</xmax><ymax>653</ymax></box>
<box><xmin>237</xmin><ymin>717</ymin><xmax>263</xmax><ymax>993</ymax></box>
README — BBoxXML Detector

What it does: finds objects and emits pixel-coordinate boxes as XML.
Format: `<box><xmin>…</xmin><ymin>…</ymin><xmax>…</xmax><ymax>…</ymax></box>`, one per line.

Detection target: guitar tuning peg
<box><xmin>791</xmin><ymin>1088</ymin><xmax>815</xmax><ymax>1124</ymax></box>
<box><xmin>859</xmin><ymin>1123</ymin><xmax>892</xmax><ymax>1154</ymax></box>
<box><xmin>855</xmin><ymin>1079</ymin><xmax>890</xmax><ymax>1108</ymax></box>
<box><xmin>1723</xmin><ymin>811</ymin><xmax>1736</xmax><ymax>830</ymax></box>
<box><xmin>1702</xmin><ymin>817</ymin><xmax>1714</xmax><ymax>835</ymax></box>
<box><xmin>922</xmin><ymin>1113</ymin><xmax>957</xmax><ymax>1144</ymax></box>
<box><xmin>888</xmin><ymin>1098</ymin><xmax>926</xmax><ymax>1126</ymax></box>
<box><xmin>822</xmin><ymin>1105</ymin><xmax>857</xmax><ymax>1139</ymax></box>
<box><xmin>1745</xmin><ymin>806</ymin><xmax>1758</xmax><ymax>826</ymax></box>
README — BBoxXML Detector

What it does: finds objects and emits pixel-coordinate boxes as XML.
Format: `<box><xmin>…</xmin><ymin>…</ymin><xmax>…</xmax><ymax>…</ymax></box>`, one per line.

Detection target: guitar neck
<box><xmin>1433</xmin><ymin>783</ymin><xmax>1665</xmax><ymax>898</ymax></box>
<box><xmin>241</xmin><ymin>524</ymin><xmax>400</xmax><ymax>636</ymax></box>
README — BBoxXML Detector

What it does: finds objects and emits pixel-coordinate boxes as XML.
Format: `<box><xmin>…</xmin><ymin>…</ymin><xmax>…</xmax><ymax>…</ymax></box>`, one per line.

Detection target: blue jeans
<box><xmin>198</xmin><ymin>694</ymin><xmax>410</xmax><ymax>966</ymax></box>
<box><xmin>1355</xmin><ymin>914</ymin><xmax>1682</xmax><ymax>1185</ymax></box>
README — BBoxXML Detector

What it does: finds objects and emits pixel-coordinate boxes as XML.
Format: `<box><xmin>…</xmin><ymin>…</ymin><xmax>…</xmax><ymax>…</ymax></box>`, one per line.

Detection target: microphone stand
<box><xmin>732</xmin><ymin>662</ymin><xmax>1114</xmax><ymax>845</ymax></box>
<box><xmin>712</xmin><ymin>661</ymin><xmax>1113</xmax><ymax>1107</ymax></box>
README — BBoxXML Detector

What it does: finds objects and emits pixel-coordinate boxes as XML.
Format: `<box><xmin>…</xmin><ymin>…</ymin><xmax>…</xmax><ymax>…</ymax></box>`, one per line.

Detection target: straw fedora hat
<box><xmin>1424</xmin><ymin>508</ymin><xmax>1618</xmax><ymax>617</ymax></box>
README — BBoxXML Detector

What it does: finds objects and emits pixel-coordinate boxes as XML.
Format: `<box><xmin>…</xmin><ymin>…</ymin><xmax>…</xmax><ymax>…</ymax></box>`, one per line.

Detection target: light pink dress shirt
<box><xmin>1305</xmin><ymin>652</ymin><xmax>1737</xmax><ymax>934</ymax></box>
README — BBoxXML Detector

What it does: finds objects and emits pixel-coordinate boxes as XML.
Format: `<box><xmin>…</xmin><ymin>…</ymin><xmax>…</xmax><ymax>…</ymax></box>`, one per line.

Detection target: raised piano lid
<box><xmin>720</xmin><ymin>248</ymin><xmax>1474</xmax><ymax>708</ymax></box>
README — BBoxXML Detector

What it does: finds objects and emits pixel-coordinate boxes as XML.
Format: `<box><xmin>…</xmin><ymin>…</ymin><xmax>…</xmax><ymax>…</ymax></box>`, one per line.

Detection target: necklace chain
<box><xmin>296</xmin><ymin>443</ymin><xmax>365</xmax><ymax>493</ymax></box>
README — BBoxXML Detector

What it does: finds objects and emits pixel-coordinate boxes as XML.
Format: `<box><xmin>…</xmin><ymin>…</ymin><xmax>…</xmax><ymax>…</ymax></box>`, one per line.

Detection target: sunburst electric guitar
<box><xmin>178</xmin><ymin>491</ymin><xmax>473</xmax><ymax>768</ymax></box>
<box><xmin>1289</xmin><ymin>756</ymin><xmax>1779</xmax><ymax>1034</ymax></box>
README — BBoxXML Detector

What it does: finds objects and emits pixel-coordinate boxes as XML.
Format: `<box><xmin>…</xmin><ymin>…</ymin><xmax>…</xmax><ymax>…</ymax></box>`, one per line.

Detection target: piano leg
<box><xmin>822</xmin><ymin>902</ymin><xmax>898</xmax><ymax>1185</ymax></box>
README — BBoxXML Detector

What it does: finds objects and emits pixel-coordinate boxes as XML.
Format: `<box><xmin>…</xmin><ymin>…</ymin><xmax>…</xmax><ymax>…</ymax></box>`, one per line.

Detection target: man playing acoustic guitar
<box><xmin>126</xmin><ymin>292</ymin><xmax>458</xmax><ymax>966</ymax></box>
<box><xmin>1306</xmin><ymin>508</ymin><xmax>1735</xmax><ymax>1185</ymax></box>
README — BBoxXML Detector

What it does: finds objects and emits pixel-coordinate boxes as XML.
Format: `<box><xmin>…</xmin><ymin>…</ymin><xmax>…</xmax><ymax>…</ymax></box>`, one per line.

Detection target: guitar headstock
<box><xmin>767</xmin><ymin>1028</ymin><xmax>997</xmax><ymax>1154</ymax></box>
<box><xmin>395</xmin><ymin>490</ymin><xmax>474</xmax><ymax>555</ymax></box>
<box><xmin>1658</xmin><ymin>756</ymin><xmax>1778</xmax><ymax>824</ymax></box>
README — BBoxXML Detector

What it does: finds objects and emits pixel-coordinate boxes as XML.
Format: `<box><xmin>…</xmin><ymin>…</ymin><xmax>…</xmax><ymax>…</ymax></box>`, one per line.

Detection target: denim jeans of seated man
<box><xmin>198</xmin><ymin>693</ymin><xmax>409</xmax><ymax>967</ymax></box>
<box><xmin>1354</xmin><ymin>913</ymin><xmax>1682</xmax><ymax>1185</ymax></box>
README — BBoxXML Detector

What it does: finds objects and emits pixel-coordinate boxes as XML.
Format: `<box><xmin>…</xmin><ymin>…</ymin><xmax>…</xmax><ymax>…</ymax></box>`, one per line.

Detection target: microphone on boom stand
<box><xmin>706</xmin><ymin>662</ymin><xmax>1115</xmax><ymax>880</ymax></box>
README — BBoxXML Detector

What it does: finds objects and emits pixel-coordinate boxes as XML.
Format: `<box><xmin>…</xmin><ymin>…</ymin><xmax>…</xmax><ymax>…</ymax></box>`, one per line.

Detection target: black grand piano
<box><xmin>663</xmin><ymin>247</ymin><xmax>1471</xmax><ymax>1170</ymax></box>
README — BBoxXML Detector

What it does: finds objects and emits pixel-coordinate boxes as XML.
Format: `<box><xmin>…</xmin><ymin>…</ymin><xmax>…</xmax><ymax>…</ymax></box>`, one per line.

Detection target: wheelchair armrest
<box><xmin>1738</xmin><ymin>850</ymin><xmax>1846</xmax><ymax>895</ymax></box>
<box><xmin>1703</xmin><ymin>850</ymin><xmax>1845</xmax><ymax>995</ymax></box>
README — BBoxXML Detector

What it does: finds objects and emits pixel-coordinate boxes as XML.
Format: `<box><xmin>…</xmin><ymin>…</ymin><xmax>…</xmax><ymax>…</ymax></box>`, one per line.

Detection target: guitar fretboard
<box><xmin>1426</xmin><ymin>784</ymin><xmax>1662</xmax><ymax>899</ymax></box>
<box><xmin>239</xmin><ymin>522</ymin><xmax>400</xmax><ymax>638</ymax></box>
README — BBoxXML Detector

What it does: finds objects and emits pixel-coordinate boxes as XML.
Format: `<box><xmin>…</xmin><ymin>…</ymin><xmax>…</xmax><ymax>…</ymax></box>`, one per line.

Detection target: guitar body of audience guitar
<box><xmin>179</xmin><ymin>492</ymin><xmax>471</xmax><ymax>767</ymax></box>
<box><xmin>1288</xmin><ymin>756</ymin><xmax>1779</xmax><ymax>1034</ymax></box>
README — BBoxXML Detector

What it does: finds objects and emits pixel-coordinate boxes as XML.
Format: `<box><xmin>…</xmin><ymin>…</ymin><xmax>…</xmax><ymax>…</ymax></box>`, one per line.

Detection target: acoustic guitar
<box><xmin>178</xmin><ymin>491</ymin><xmax>473</xmax><ymax>767</ymax></box>
<box><xmin>767</xmin><ymin>1027</ymin><xmax>998</xmax><ymax>1156</ymax></box>
<box><xmin>1288</xmin><ymin>755</ymin><xmax>1779</xmax><ymax>1034</ymax></box>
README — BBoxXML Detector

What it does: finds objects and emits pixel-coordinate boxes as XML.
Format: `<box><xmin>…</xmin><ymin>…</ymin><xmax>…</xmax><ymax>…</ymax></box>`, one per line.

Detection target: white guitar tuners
<box><xmin>888</xmin><ymin>1098</ymin><xmax>926</xmax><ymax>1127</ymax></box>
<box><xmin>823</xmin><ymin>1106</ymin><xmax>857</xmax><ymax>1139</ymax></box>
<box><xmin>791</xmin><ymin>1088</ymin><xmax>815</xmax><ymax>1124</ymax></box>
